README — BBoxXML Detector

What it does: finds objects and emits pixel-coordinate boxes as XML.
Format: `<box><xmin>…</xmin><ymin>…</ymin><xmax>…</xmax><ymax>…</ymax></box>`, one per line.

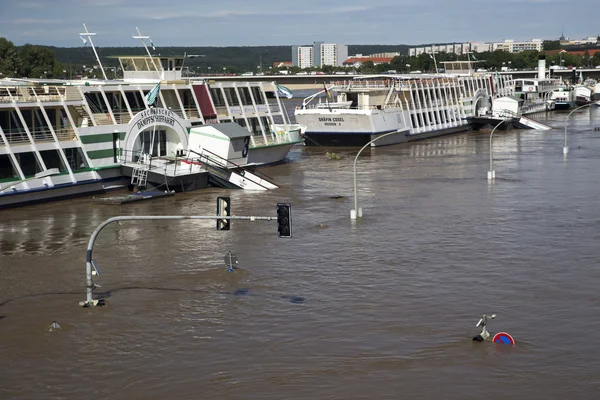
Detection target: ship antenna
<box><xmin>79</xmin><ymin>23</ymin><xmax>108</xmax><ymax>80</ymax></box>
<box><xmin>132</xmin><ymin>27</ymin><xmax>162</xmax><ymax>79</ymax></box>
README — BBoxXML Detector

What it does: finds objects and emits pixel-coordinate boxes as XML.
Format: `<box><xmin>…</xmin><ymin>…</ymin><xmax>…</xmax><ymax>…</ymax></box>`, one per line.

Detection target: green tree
<box><xmin>358</xmin><ymin>60</ymin><xmax>375</xmax><ymax>74</ymax></box>
<box><xmin>592</xmin><ymin>51</ymin><xmax>600</xmax><ymax>66</ymax></box>
<box><xmin>0</xmin><ymin>38</ymin><xmax>19</xmax><ymax>77</ymax></box>
<box><xmin>543</xmin><ymin>40</ymin><xmax>561</xmax><ymax>51</ymax></box>
<box><xmin>18</xmin><ymin>44</ymin><xmax>56</xmax><ymax>78</ymax></box>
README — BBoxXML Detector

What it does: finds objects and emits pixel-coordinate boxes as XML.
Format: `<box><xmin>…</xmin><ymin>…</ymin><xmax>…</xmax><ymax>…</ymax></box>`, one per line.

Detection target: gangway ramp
<box><xmin>514</xmin><ymin>116</ymin><xmax>552</xmax><ymax>130</ymax></box>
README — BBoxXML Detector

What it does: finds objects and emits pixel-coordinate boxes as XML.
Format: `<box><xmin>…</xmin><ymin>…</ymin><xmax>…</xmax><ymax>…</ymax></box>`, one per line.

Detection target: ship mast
<box><xmin>132</xmin><ymin>27</ymin><xmax>162</xmax><ymax>79</ymax></box>
<box><xmin>79</xmin><ymin>23</ymin><xmax>108</xmax><ymax>80</ymax></box>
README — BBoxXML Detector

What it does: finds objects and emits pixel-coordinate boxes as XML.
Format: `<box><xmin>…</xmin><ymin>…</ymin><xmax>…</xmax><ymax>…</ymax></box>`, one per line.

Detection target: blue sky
<box><xmin>0</xmin><ymin>0</ymin><xmax>597</xmax><ymax>47</ymax></box>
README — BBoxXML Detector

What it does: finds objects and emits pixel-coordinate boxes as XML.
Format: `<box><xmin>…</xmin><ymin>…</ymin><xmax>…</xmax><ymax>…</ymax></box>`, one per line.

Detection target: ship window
<box><xmin>210</xmin><ymin>88</ymin><xmax>225</xmax><ymax>107</ymax></box>
<box><xmin>125</xmin><ymin>91</ymin><xmax>145</xmax><ymax>112</ymax></box>
<box><xmin>40</xmin><ymin>150</ymin><xmax>67</xmax><ymax>172</ymax></box>
<box><xmin>225</xmin><ymin>88</ymin><xmax>239</xmax><ymax>106</ymax></box>
<box><xmin>251</xmin><ymin>87</ymin><xmax>264</xmax><ymax>103</ymax></box>
<box><xmin>64</xmin><ymin>148</ymin><xmax>88</xmax><ymax>170</ymax></box>
<box><xmin>14</xmin><ymin>152</ymin><xmax>42</xmax><ymax>177</ymax></box>
<box><xmin>239</xmin><ymin>87</ymin><xmax>252</xmax><ymax>105</ymax></box>
<box><xmin>139</xmin><ymin>129</ymin><xmax>167</xmax><ymax>157</ymax></box>
<box><xmin>0</xmin><ymin>154</ymin><xmax>19</xmax><ymax>180</ymax></box>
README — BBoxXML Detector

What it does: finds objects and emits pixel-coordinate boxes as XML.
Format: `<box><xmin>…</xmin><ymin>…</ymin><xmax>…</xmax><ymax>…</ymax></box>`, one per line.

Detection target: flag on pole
<box><xmin>145</xmin><ymin>82</ymin><xmax>160</xmax><ymax>106</ymax></box>
<box><xmin>276</xmin><ymin>84</ymin><xmax>293</xmax><ymax>99</ymax></box>
<box><xmin>323</xmin><ymin>83</ymin><xmax>332</xmax><ymax>99</ymax></box>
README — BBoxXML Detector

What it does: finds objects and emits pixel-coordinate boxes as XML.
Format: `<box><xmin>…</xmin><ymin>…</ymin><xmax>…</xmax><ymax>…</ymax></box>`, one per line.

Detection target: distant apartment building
<box><xmin>469</xmin><ymin>42</ymin><xmax>492</xmax><ymax>53</ymax></box>
<box><xmin>409</xmin><ymin>43</ymin><xmax>469</xmax><ymax>57</ymax></box>
<box><xmin>560</xmin><ymin>36</ymin><xmax>599</xmax><ymax>46</ymax></box>
<box><xmin>291</xmin><ymin>42</ymin><xmax>348</xmax><ymax>68</ymax></box>
<box><xmin>291</xmin><ymin>45</ymin><xmax>314</xmax><ymax>69</ymax></box>
<box><xmin>319</xmin><ymin>43</ymin><xmax>348</xmax><ymax>67</ymax></box>
<box><xmin>409</xmin><ymin>38</ymin><xmax>544</xmax><ymax>56</ymax></box>
<box><xmin>493</xmin><ymin>39</ymin><xmax>543</xmax><ymax>52</ymax></box>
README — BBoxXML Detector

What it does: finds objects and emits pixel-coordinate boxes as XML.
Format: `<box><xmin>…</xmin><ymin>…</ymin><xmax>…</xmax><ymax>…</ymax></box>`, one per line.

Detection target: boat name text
<box><xmin>136</xmin><ymin>108</ymin><xmax>177</xmax><ymax>130</ymax></box>
<box><xmin>319</xmin><ymin>117</ymin><xmax>344</xmax><ymax>126</ymax></box>
<box><xmin>319</xmin><ymin>117</ymin><xmax>344</xmax><ymax>122</ymax></box>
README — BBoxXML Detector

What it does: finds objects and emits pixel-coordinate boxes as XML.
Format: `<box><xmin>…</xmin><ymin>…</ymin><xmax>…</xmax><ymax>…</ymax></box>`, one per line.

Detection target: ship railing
<box><xmin>63</xmin><ymin>86</ymin><xmax>84</xmax><ymax>101</ymax></box>
<box><xmin>194</xmin><ymin>147</ymin><xmax>276</xmax><ymax>186</ymax></box>
<box><xmin>120</xmin><ymin>148</ymin><xmax>207</xmax><ymax>179</ymax></box>
<box><xmin>0</xmin><ymin>129</ymin><xmax>30</xmax><ymax>145</ymax></box>
<box><xmin>492</xmin><ymin>108</ymin><xmax>522</xmax><ymax>118</ymax></box>
<box><xmin>332</xmin><ymin>80</ymin><xmax>392</xmax><ymax>90</ymax></box>
<box><xmin>0</xmin><ymin>85</ymin><xmax>68</xmax><ymax>103</ymax></box>
<box><xmin>112</xmin><ymin>111</ymin><xmax>132</xmax><ymax>124</ymax></box>
<box><xmin>91</xmin><ymin>112</ymin><xmax>114</xmax><ymax>126</ymax></box>
<box><xmin>55</xmin><ymin>127</ymin><xmax>77</xmax><ymax>141</ymax></box>
<box><xmin>32</xmin><ymin>128</ymin><xmax>77</xmax><ymax>142</ymax></box>
<box><xmin>404</xmin><ymin>101</ymin><xmax>459</xmax><ymax>110</ymax></box>
<box><xmin>251</xmin><ymin>127</ymin><xmax>298</xmax><ymax>146</ymax></box>
<box><xmin>169</xmin><ymin>107</ymin><xmax>201</xmax><ymax>119</ymax></box>
<box><xmin>300</xmin><ymin>103</ymin><xmax>400</xmax><ymax>111</ymax></box>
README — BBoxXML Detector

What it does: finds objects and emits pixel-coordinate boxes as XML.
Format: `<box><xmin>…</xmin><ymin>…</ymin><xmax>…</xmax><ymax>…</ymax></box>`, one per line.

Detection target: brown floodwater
<box><xmin>1</xmin><ymin>107</ymin><xmax>600</xmax><ymax>399</ymax></box>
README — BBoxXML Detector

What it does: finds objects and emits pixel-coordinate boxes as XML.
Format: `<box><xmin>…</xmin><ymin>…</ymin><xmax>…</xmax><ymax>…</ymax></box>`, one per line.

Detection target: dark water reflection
<box><xmin>1</xmin><ymin>107</ymin><xmax>600</xmax><ymax>399</ymax></box>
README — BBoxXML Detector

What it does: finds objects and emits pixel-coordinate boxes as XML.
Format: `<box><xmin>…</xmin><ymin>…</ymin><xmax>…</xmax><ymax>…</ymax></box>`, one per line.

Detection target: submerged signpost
<box><xmin>80</xmin><ymin>198</ymin><xmax>291</xmax><ymax>307</ymax></box>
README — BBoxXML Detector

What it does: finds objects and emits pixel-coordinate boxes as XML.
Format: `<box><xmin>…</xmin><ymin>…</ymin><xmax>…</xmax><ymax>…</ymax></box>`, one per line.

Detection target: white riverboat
<box><xmin>550</xmin><ymin>87</ymin><xmax>576</xmax><ymax>110</ymax></box>
<box><xmin>504</xmin><ymin>56</ymin><xmax>563</xmax><ymax>114</ymax></box>
<box><xmin>294</xmin><ymin>61</ymin><xmax>513</xmax><ymax>147</ymax></box>
<box><xmin>0</xmin><ymin>28</ymin><xmax>301</xmax><ymax>208</ymax></box>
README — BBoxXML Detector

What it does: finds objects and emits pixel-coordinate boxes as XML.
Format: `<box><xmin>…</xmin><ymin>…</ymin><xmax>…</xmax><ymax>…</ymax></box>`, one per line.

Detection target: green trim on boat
<box><xmin>87</xmin><ymin>149</ymin><xmax>117</xmax><ymax>159</ymax></box>
<box><xmin>0</xmin><ymin>176</ymin><xmax>21</xmax><ymax>183</ymax></box>
<box><xmin>80</xmin><ymin>133</ymin><xmax>125</xmax><ymax>144</ymax></box>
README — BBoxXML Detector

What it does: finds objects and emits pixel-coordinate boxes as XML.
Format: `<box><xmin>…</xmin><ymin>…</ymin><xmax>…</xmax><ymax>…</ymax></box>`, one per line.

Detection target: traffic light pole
<box><xmin>80</xmin><ymin>214</ymin><xmax>273</xmax><ymax>307</ymax></box>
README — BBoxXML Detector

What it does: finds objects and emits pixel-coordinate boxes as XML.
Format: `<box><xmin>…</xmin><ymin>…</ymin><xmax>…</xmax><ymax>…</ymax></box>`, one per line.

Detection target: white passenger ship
<box><xmin>0</xmin><ymin>48</ymin><xmax>301</xmax><ymax>208</ymax></box>
<box><xmin>506</xmin><ymin>56</ymin><xmax>563</xmax><ymax>114</ymax></box>
<box><xmin>294</xmin><ymin>61</ymin><xmax>513</xmax><ymax>147</ymax></box>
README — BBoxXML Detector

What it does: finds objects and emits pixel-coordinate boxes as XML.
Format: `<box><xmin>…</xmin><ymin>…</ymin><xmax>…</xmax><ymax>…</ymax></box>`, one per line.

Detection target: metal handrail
<box><xmin>190</xmin><ymin>148</ymin><xmax>275</xmax><ymax>189</ymax></box>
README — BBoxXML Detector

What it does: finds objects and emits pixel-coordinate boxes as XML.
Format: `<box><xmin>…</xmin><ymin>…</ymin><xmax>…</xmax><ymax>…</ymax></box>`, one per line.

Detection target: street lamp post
<box><xmin>488</xmin><ymin>119</ymin><xmax>508</xmax><ymax>180</ymax></box>
<box><xmin>428</xmin><ymin>51</ymin><xmax>439</xmax><ymax>74</ymax></box>
<box><xmin>563</xmin><ymin>102</ymin><xmax>596</xmax><ymax>155</ymax></box>
<box><xmin>352</xmin><ymin>130</ymin><xmax>406</xmax><ymax>219</ymax></box>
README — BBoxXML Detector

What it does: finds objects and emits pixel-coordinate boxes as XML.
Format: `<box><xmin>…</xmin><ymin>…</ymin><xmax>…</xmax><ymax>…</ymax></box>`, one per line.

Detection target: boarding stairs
<box><xmin>130</xmin><ymin>154</ymin><xmax>150</xmax><ymax>187</ymax></box>
<box><xmin>513</xmin><ymin>116</ymin><xmax>552</xmax><ymax>130</ymax></box>
<box><xmin>188</xmin><ymin>149</ymin><xmax>278</xmax><ymax>190</ymax></box>
<box><xmin>491</xmin><ymin>109</ymin><xmax>552</xmax><ymax>131</ymax></box>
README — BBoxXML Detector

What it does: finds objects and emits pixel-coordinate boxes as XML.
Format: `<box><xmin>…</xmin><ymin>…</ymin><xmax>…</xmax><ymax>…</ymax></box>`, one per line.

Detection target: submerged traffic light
<box><xmin>276</xmin><ymin>203</ymin><xmax>292</xmax><ymax>238</ymax></box>
<box><xmin>217</xmin><ymin>196</ymin><xmax>231</xmax><ymax>230</ymax></box>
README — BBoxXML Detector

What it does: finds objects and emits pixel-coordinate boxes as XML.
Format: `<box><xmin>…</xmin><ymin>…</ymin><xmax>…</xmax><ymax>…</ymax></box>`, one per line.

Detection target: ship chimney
<box><xmin>538</xmin><ymin>55</ymin><xmax>546</xmax><ymax>80</ymax></box>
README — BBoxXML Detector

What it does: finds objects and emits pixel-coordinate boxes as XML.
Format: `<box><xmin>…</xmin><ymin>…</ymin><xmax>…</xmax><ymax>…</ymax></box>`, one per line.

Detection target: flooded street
<box><xmin>1</xmin><ymin>107</ymin><xmax>600</xmax><ymax>399</ymax></box>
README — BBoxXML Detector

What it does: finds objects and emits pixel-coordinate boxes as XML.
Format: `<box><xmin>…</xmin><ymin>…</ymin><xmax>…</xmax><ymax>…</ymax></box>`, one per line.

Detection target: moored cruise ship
<box><xmin>0</xmin><ymin>51</ymin><xmax>301</xmax><ymax>208</ymax></box>
<box><xmin>294</xmin><ymin>61</ymin><xmax>513</xmax><ymax>147</ymax></box>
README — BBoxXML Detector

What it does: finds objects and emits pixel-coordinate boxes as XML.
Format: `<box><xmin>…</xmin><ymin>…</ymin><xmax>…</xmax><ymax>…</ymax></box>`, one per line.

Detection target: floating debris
<box><xmin>326</xmin><ymin>151</ymin><xmax>342</xmax><ymax>160</ymax></box>
<box><xmin>49</xmin><ymin>320</ymin><xmax>61</xmax><ymax>332</ymax></box>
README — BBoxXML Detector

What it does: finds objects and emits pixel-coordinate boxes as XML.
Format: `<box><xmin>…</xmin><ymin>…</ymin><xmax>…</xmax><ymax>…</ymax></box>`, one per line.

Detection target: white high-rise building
<box><xmin>292</xmin><ymin>45</ymin><xmax>314</xmax><ymax>69</ymax></box>
<box><xmin>318</xmin><ymin>43</ymin><xmax>348</xmax><ymax>67</ymax></box>
<box><xmin>292</xmin><ymin>42</ymin><xmax>348</xmax><ymax>68</ymax></box>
